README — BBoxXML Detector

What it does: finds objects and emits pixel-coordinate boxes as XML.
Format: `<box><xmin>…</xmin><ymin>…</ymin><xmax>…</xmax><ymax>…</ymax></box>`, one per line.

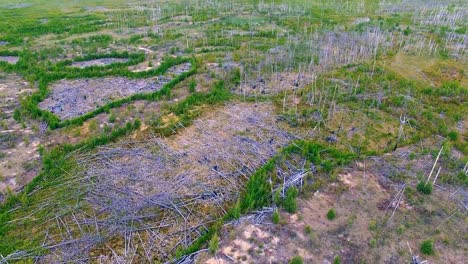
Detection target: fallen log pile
<box><xmin>6</xmin><ymin>103</ymin><xmax>294</xmax><ymax>262</ymax></box>
<box><xmin>70</xmin><ymin>58</ymin><xmax>130</xmax><ymax>68</ymax></box>
<box><xmin>38</xmin><ymin>63</ymin><xmax>191</xmax><ymax>120</ymax></box>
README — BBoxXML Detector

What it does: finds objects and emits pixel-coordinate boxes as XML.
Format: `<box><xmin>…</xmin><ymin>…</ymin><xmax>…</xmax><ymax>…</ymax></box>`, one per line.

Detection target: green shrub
<box><xmin>272</xmin><ymin>210</ymin><xmax>280</xmax><ymax>224</ymax></box>
<box><xmin>327</xmin><ymin>208</ymin><xmax>337</xmax><ymax>220</ymax></box>
<box><xmin>230</xmin><ymin>68</ymin><xmax>241</xmax><ymax>86</ymax></box>
<box><xmin>208</xmin><ymin>233</ymin><xmax>219</xmax><ymax>254</ymax></box>
<box><xmin>397</xmin><ymin>224</ymin><xmax>405</xmax><ymax>235</ymax></box>
<box><xmin>283</xmin><ymin>187</ymin><xmax>299</xmax><ymax>213</ymax></box>
<box><xmin>368</xmin><ymin>220</ymin><xmax>378</xmax><ymax>231</ymax></box>
<box><xmin>420</xmin><ymin>239</ymin><xmax>434</xmax><ymax>255</ymax></box>
<box><xmin>133</xmin><ymin>118</ymin><xmax>141</xmax><ymax>128</ymax></box>
<box><xmin>403</xmin><ymin>26</ymin><xmax>411</xmax><ymax>35</ymax></box>
<box><xmin>416</xmin><ymin>182</ymin><xmax>433</xmax><ymax>195</ymax></box>
<box><xmin>322</xmin><ymin>160</ymin><xmax>334</xmax><ymax>173</ymax></box>
<box><xmin>227</xmin><ymin>199</ymin><xmax>241</xmax><ymax>220</ymax></box>
<box><xmin>438</xmin><ymin>81</ymin><xmax>466</xmax><ymax>97</ymax></box>
<box><xmin>369</xmin><ymin>238</ymin><xmax>377</xmax><ymax>248</ymax></box>
<box><xmin>13</xmin><ymin>109</ymin><xmax>21</xmax><ymax>122</ymax></box>
<box><xmin>108</xmin><ymin>114</ymin><xmax>116</xmax><ymax>123</ymax></box>
<box><xmin>289</xmin><ymin>256</ymin><xmax>303</xmax><ymax>264</ymax></box>
<box><xmin>447</xmin><ymin>131</ymin><xmax>458</xmax><ymax>141</ymax></box>
<box><xmin>189</xmin><ymin>79</ymin><xmax>196</xmax><ymax>93</ymax></box>
<box><xmin>239</xmin><ymin>160</ymin><xmax>274</xmax><ymax>212</ymax></box>
<box><xmin>333</xmin><ymin>255</ymin><xmax>341</xmax><ymax>264</ymax></box>
<box><xmin>273</xmin><ymin>189</ymin><xmax>282</xmax><ymax>206</ymax></box>
<box><xmin>441</xmin><ymin>171</ymin><xmax>467</xmax><ymax>186</ymax></box>
<box><xmin>304</xmin><ymin>225</ymin><xmax>312</xmax><ymax>234</ymax></box>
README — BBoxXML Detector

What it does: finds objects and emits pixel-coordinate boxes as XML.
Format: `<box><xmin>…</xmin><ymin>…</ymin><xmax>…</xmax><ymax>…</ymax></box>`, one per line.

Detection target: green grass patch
<box><xmin>327</xmin><ymin>208</ymin><xmax>337</xmax><ymax>220</ymax></box>
<box><xmin>416</xmin><ymin>182</ymin><xmax>433</xmax><ymax>195</ymax></box>
<box><xmin>420</xmin><ymin>239</ymin><xmax>435</xmax><ymax>255</ymax></box>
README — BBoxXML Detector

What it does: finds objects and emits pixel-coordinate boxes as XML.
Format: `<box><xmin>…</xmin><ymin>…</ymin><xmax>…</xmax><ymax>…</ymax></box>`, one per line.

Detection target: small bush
<box><xmin>304</xmin><ymin>225</ymin><xmax>312</xmax><ymax>234</ymax></box>
<box><xmin>229</xmin><ymin>68</ymin><xmax>241</xmax><ymax>86</ymax></box>
<box><xmin>441</xmin><ymin>171</ymin><xmax>467</xmax><ymax>186</ymax></box>
<box><xmin>283</xmin><ymin>187</ymin><xmax>299</xmax><ymax>213</ymax></box>
<box><xmin>333</xmin><ymin>255</ymin><xmax>341</xmax><ymax>264</ymax></box>
<box><xmin>368</xmin><ymin>220</ymin><xmax>378</xmax><ymax>231</ymax></box>
<box><xmin>420</xmin><ymin>239</ymin><xmax>434</xmax><ymax>255</ymax></box>
<box><xmin>189</xmin><ymin>79</ymin><xmax>196</xmax><ymax>93</ymax></box>
<box><xmin>273</xmin><ymin>189</ymin><xmax>282</xmax><ymax>206</ymax></box>
<box><xmin>403</xmin><ymin>26</ymin><xmax>411</xmax><ymax>35</ymax></box>
<box><xmin>108</xmin><ymin>114</ymin><xmax>116</xmax><ymax>123</ymax></box>
<box><xmin>289</xmin><ymin>256</ymin><xmax>303</xmax><ymax>264</ymax></box>
<box><xmin>13</xmin><ymin>109</ymin><xmax>21</xmax><ymax>122</ymax></box>
<box><xmin>416</xmin><ymin>182</ymin><xmax>433</xmax><ymax>195</ymax></box>
<box><xmin>227</xmin><ymin>199</ymin><xmax>241</xmax><ymax>220</ymax></box>
<box><xmin>327</xmin><ymin>208</ymin><xmax>336</xmax><ymax>220</ymax></box>
<box><xmin>447</xmin><ymin>131</ymin><xmax>458</xmax><ymax>141</ymax></box>
<box><xmin>369</xmin><ymin>238</ymin><xmax>377</xmax><ymax>248</ymax></box>
<box><xmin>208</xmin><ymin>233</ymin><xmax>219</xmax><ymax>254</ymax></box>
<box><xmin>437</xmin><ymin>81</ymin><xmax>466</xmax><ymax>97</ymax></box>
<box><xmin>133</xmin><ymin>118</ymin><xmax>141</xmax><ymax>128</ymax></box>
<box><xmin>397</xmin><ymin>224</ymin><xmax>405</xmax><ymax>235</ymax></box>
<box><xmin>272</xmin><ymin>210</ymin><xmax>280</xmax><ymax>224</ymax></box>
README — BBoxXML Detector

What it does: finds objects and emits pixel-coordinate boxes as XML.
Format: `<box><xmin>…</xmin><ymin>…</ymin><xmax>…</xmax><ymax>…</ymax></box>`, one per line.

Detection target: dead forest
<box><xmin>0</xmin><ymin>0</ymin><xmax>466</xmax><ymax>263</ymax></box>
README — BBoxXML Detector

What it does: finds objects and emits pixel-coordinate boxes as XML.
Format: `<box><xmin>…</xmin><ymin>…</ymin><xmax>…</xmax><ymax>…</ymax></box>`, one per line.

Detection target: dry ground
<box><xmin>198</xmin><ymin>143</ymin><xmax>467</xmax><ymax>264</ymax></box>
